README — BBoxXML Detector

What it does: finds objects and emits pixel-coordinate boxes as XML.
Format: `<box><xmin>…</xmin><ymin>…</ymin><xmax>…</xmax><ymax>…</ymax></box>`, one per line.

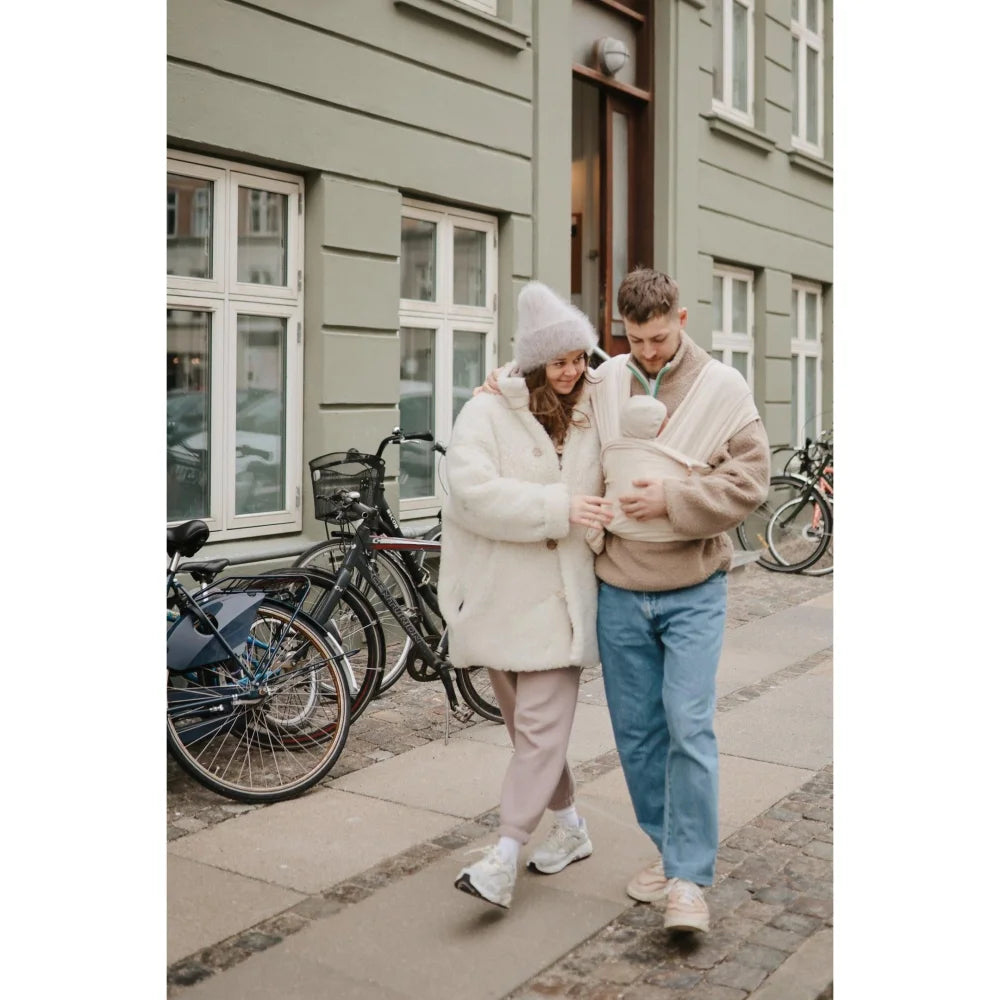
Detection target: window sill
<box><xmin>703</xmin><ymin>112</ymin><xmax>777</xmax><ymax>155</ymax></box>
<box><xmin>680</xmin><ymin>0</ymin><xmax>707</xmax><ymax>8</ymax></box>
<box><xmin>394</xmin><ymin>0</ymin><xmax>530</xmax><ymax>51</ymax></box>
<box><xmin>788</xmin><ymin>149</ymin><xmax>833</xmax><ymax>180</ymax></box>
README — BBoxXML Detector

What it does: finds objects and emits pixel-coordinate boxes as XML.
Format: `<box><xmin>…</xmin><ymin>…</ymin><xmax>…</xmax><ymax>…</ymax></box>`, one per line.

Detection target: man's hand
<box><xmin>473</xmin><ymin>367</ymin><xmax>504</xmax><ymax>396</ymax></box>
<box><xmin>619</xmin><ymin>479</ymin><xmax>667</xmax><ymax>521</ymax></box>
<box><xmin>569</xmin><ymin>495</ymin><xmax>614</xmax><ymax>529</ymax></box>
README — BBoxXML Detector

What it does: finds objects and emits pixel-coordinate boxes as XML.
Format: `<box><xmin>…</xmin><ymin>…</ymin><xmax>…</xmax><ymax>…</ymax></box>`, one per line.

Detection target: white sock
<box><xmin>553</xmin><ymin>805</ymin><xmax>581</xmax><ymax>828</ymax></box>
<box><xmin>496</xmin><ymin>836</ymin><xmax>520</xmax><ymax>865</ymax></box>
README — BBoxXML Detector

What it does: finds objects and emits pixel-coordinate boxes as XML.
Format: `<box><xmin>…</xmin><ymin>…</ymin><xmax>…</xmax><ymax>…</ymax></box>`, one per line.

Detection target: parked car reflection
<box><xmin>397</xmin><ymin>380</ymin><xmax>473</xmax><ymax>498</ymax></box>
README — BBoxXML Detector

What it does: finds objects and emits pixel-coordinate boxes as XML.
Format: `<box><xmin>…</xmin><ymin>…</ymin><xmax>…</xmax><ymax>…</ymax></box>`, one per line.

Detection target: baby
<box><xmin>619</xmin><ymin>394</ymin><xmax>669</xmax><ymax>440</ymax></box>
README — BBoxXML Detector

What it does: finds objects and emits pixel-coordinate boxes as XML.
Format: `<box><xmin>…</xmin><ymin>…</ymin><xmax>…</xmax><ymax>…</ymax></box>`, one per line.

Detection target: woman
<box><xmin>439</xmin><ymin>281</ymin><xmax>613</xmax><ymax>910</ymax></box>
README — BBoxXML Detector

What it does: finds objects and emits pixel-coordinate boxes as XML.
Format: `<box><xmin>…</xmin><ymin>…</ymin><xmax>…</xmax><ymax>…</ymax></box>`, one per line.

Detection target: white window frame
<box><xmin>791</xmin><ymin>0</ymin><xmax>824</xmax><ymax>157</ymax></box>
<box><xmin>399</xmin><ymin>199</ymin><xmax>498</xmax><ymax>519</ymax></box>
<box><xmin>455</xmin><ymin>0</ymin><xmax>498</xmax><ymax>15</ymax></box>
<box><xmin>711</xmin><ymin>264</ymin><xmax>755</xmax><ymax>387</ymax></box>
<box><xmin>713</xmin><ymin>0</ymin><xmax>755</xmax><ymax>128</ymax></box>
<box><xmin>790</xmin><ymin>279</ymin><xmax>824</xmax><ymax>447</ymax></box>
<box><xmin>167</xmin><ymin>150</ymin><xmax>304</xmax><ymax>540</ymax></box>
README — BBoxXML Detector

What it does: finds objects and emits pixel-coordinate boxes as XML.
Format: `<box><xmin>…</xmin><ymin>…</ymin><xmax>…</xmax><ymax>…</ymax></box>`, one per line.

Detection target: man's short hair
<box><xmin>617</xmin><ymin>268</ymin><xmax>680</xmax><ymax>323</ymax></box>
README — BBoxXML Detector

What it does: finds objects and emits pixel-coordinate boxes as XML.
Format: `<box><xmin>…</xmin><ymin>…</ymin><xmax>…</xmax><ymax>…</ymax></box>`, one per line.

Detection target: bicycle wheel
<box><xmin>167</xmin><ymin>601</ymin><xmax>351</xmax><ymax>803</ymax></box>
<box><xmin>326</xmin><ymin>584</ymin><xmax>386</xmax><ymax>722</ymax></box>
<box><xmin>736</xmin><ymin>475</ymin><xmax>819</xmax><ymax>572</ymax></box>
<box><xmin>295</xmin><ymin>540</ymin><xmax>417</xmax><ymax>693</ymax></box>
<box><xmin>455</xmin><ymin>666</ymin><xmax>503</xmax><ymax>723</ymax></box>
<box><xmin>765</xmin><ymin>490</ymin><xmax>832</xmax><ymax>573</ymax></box>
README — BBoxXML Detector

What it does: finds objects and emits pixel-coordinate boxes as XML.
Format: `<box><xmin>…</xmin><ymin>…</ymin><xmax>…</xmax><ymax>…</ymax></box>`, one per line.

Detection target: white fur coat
<box><xmin>439</xmin><ymin>375</ymin><xmax>603</xmax><ymax>671</ymax></box>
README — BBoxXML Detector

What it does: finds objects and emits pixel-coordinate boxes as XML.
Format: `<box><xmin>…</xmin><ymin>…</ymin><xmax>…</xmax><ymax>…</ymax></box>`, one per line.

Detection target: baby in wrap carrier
<box><xmin>587</xmin><ymin>394</ymin><xmax>710</xmax><ymax>553</ymax></box>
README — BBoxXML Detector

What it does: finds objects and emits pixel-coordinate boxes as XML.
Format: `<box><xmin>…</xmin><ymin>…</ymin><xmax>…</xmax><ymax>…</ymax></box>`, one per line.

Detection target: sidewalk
<box><xmin>167</xmin><ymin>565</ymin><xmax>833</xmax><ymax>999</ymax></box>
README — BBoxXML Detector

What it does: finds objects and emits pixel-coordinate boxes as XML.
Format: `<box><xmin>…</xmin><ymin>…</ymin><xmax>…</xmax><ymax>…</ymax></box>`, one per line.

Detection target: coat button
<box><xmin>533</xmin><ymin>447</ymin><xmax>543</xmax><ymax>457</ymax></box>
<box><xmin>546</xmin><ymin>539</ymin><xmax>557</xmax><ymax>550</ymax></box>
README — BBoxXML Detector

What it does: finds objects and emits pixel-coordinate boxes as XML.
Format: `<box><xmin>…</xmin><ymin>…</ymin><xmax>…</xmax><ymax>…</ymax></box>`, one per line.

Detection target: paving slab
<box><xmin>253</xmin><ymin>845</ymin><xmax>627</xmax><ymax>1000</ymax></box>
<box><xmin>716</xmin><ymin>662</ymin><xmax>833</xmax><ymax>770</ymax></box>
<box><xmin>455</xmin><ymin>701</ymin><xmax>617</xmax><ymax>765</ymax></box>
<box><xmin>746</xmin><ymin>927</ymin><xmax>833</xmax><ymax>999</ymax></box>
<box><xmin>578</xmin><ymin>676</ymin><xmax>607</xmax><ymax>706</ymax></box>
<box><xmin>717</xmin><ymin>604</ymin><xmax>832</xmax><ymax>696</ymax></box>
<box><xmin>177</xmin><ymin>947</ymin><xmax>413</xmax><ymax>1000</ymax></box>
<box><xmin>718</xmin><ymin>754</ymin><xmax>813</xmax><ymax>839</ymax></box>
<box><xmin>167</xmin><ymin>855</ymin><xmax>305</xmax><ymax>965</ymax></box>
<box><xmin>331</xmin><ymin>737</ymin><xmax>515</xmax><ymax>817</ymax></box>
<box><xmin>168</xmin><ymin>789</ymin><xmax>456</xmax><ymax>894</ymax></box>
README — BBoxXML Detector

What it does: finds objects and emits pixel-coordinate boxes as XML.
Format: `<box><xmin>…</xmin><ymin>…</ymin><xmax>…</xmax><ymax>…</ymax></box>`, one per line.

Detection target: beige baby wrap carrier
<box><xmin>593</xmin><ymin>353</ymin><xmax>760</xmax><ymax>545</ymax></box>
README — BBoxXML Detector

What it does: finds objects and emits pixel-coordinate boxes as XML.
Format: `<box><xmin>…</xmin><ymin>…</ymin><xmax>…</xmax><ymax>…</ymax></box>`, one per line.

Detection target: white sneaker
<box><xmin>454</xmin><ymin>845</ymin><xmax>516</xmax><ymax>908</ymax></box>
<box><xmin>626</xmin><ymin>858</ymin><xmax>669</xmax><ymax>902</ymax></box>
<box><xmin>527</xmin><ymin>819</ymin><xmax>594</xmax><ymax>874</ymax></box>
<box><xmin>663</xmin><ymin>878</ymin><xmax>710</xmax><ymax>933</ymax></box>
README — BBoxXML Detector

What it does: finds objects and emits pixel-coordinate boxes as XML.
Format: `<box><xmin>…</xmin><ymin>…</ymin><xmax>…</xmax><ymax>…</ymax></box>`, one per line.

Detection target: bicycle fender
<box><xmin>167</xmin><ymin>592</ymin><xmax>266</xmax><ymax>672</ymax></box>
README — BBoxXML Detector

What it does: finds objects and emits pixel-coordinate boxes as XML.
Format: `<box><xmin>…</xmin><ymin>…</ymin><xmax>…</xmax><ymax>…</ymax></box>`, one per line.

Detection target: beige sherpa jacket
<box><xmin>439</xmin><ymin>375</ymin><xmax>603</xmax><ymax>671</ymax></box>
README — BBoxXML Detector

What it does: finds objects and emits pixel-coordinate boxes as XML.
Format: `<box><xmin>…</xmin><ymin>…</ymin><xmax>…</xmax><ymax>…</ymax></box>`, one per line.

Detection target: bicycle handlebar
<box><xmin>375</xmin><ymin>428</ymin><xmax>447</xmax><ymax>460</ymax></box>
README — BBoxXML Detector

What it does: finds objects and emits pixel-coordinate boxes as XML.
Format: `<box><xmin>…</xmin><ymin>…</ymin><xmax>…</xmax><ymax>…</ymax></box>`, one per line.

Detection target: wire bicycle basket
<box><xmin>309</xmin><ymin>450</ymin><xmax>385</xmax><ymax>523</ymax></box>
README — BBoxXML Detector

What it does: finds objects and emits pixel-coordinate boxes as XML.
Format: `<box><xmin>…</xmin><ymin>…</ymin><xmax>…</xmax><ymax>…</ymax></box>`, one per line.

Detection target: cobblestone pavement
<box><xmin>167</xmin><ymin>565</ymin><xmax>832</xmax><ymax>997</ymax></box>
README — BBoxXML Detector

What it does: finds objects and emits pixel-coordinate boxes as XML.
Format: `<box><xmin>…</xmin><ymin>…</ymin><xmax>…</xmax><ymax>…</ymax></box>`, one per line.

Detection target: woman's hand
<box><xmin>619</xmin><ymin>479</ymin><xmax>667</xmax><ymax>521</ymax></box>
<box><xmin>569</xmin><ymin>495</ymin><xmax>614</xmax><ymax>529</ymax></box>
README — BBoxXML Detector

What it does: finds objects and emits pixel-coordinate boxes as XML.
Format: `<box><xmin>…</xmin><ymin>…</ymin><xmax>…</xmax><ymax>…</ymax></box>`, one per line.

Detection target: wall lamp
<box><xmin>595</xmin><ymin>36</ymin><xmax>631</xmax><ymax>76</ymax></box>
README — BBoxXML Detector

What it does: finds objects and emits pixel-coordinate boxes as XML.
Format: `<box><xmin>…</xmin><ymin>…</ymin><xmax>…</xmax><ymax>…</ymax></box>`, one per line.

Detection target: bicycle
<box><xmin>301</xmin><ymin>485</ymin><xmax>503</xmax><ymax>726</ymax></box>
<box><xmin>294</xmin><ymin>429</ymin><xmax>445</xmax><ymax>693</ymax></box>
<box><xmin>167</xmin><ymin>519</ymin><xmax>354</xmax><ymax>803</ymax></box>
<box><xmin>736</xmin><ymin>431</ymin><xmax>833</xmax><ymax>574</ymax></box>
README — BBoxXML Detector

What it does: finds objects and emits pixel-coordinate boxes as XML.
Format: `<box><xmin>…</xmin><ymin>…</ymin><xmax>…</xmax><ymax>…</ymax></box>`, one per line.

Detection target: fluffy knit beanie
<box><xmin>620</xmin><ymin>395</ymin><xmax>668</xmax><ymax>439</ymax></box>
<box><xmin>513</xmin><ymin>281</ymin><xmax>598</xmax><ymax>373</ymax></box>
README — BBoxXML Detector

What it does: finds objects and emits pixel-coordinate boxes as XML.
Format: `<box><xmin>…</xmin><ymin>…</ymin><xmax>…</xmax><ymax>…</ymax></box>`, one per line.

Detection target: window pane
<box><xmin>167</xmin><ymin>173</ymin><xmax>214</xmax><ymax>279</ymax></box>
<box><xmin>804</xmin><ymin>355</ymin><xmax>817</xmax><ymax>432</ymax></box>
<box><xmin>804</xmin><ymin>291</ymin><xmax>818</xmax><ymax>340</ymax></box>
<box><xmin>167</xmin><ymin>309</ymin><xmax>212</xmax><ymax>521</ymax></box>
<box><xmin>399</xmin><ymin>327</ymin><xmax>436</xmax><ymax>498</ymax></box>
<box><xmin>732</xmin><ymin>279</ymin><xmax>749</xmax><ymax>333</ymax></box>
<box><xmin>611</xmin><ymin>112</ymin><xmax>630</xmax><ymax>320</ymax></box>
<box><xmin>732</xmin><ymin>1</ymin><xmax>749</xmax><ymax>112</ymax></box>
<box><xmin>453</xmin><ymin>331</ymin><xmax>485</xmax><ymax>424</ymax></box>
<box><xmin>237</xmin><ymin>187</ymin><xmax>288</xmax><ymax>286</ymax></box>
<box><xmin>453</xmin><ymin>228</ymin><xmax>487</xmax><ymax>307</ymax></box>
<box><xmin>731</xmin><ymin>351</ymin><xmax>748</xmax><ymax>381</ymax></box>
<box><xmin>806</xmin><ymin>0</ymin><xmax>818</xmax><ymax>33</ymax></box>
<box><xmin>790</xmin><ymin>355</ymin><xmax>799</xmax><ymax>443</ymax></box>
<box><xmin>806</xmin><ymin>46</ymin><xmax>819</xmax><ymax>145</ymax></box>
<box><xmin>713</xmin><ymin>275</ymin><xmax>724</xmax><ymax>331</ymax></box>
<box><xmin>235</xmin><ymin>315</ymin><xmax>287</xmax><ymax>515</ymax></box>
<box><xmin>401</xmin><ymin>218</ymin><xmax>437</xmax><ymax>301</ymax></box>
<box><xmin>712</xmin><ymin>0</ymin><xmax>724</xmax><ymax>102</ymax></box>
<box><xmin>791</xmin><ymin>0</ymin><xmax>800</xmax><ymax>22</ymax></box>
<box><xmin>791</xmin><ymin>42</ymin><xmax>800</xmax><ymax>138</ymax></box>
<box><xmin>710</xmin><ymin>349</ymin><xmax>724</xmax><ymax>362</ymax></box>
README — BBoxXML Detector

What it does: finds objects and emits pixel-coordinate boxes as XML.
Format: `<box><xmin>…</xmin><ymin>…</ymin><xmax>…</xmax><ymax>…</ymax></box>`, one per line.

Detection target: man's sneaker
<box><xmin>626</xmin><ymin>858</ymin><xmax>669</xmax><ymax>902</ymax></box>
<box><xmin>454</xmin><ymin>845</ymin><xmax>516</xmax><ymax>909</ymax></box>
<box><xmin>664</xmin><ymin>878</ymin><xmax>710</xmax><ymax>933</ymax></box>
<box><xmin>527</xmin><ymin>819</ymin><xmax>593</xmax><ymax>874</ymax></box>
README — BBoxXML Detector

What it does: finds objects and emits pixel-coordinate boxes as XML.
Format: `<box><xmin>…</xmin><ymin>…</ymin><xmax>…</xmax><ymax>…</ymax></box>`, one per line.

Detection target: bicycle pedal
<box><xmin>452</xmin><ymin>705</ymin><xmax>475</xmax><ymax>724</ymax></box>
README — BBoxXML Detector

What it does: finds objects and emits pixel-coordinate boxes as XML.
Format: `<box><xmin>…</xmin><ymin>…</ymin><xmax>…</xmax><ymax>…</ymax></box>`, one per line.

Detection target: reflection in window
<box><xmin>399</xmin><ymin>327</ymin><xmax>436</xmax><ymax>499</ymax></box>
<box><xmin>167</xmin><ymin>309</ymin><xmax>212</xmax><ymax>521</ymax></box>
<box><xmin>453</xmin><ymin>228</ymin><xmax>486</xmax><ymax>306</ymax></box>
<box><xmin>237</xmin><ymin>187</ymin><xmax>287</xmax><ymax>285</ymax></box>
<box><xmin>453</xmin><ymin>331</ymin><xmax>485</xmax><ymax>423</ymax></box>
<box><xmin>167</xmin><ymin>173</ymin><xmax>213</xmax><ymax>278</ymax></box>
<box><xmin>611</xmin><ymin>111</ymin><xmax>629</xmax><ymax>338</ymax></box>
<box><xmin>401</xmin><ymin>218</ymin><xmax>437</xmax><ymax>301</ymax></box>
<box><xmin>235</xmin><ymin>315</ymin><xmax>287</xmax><ymax>516</ymax></box>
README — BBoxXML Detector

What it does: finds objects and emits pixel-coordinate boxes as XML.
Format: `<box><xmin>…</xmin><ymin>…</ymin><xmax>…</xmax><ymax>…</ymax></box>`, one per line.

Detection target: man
<box><xmin>479</xmin><ymin>268</ymin><xmax>769</xmax><ymax>933</ymax></box>
<box><xmin>591</xmin><ymin>268</ymin><xmax>769</xmax><ymax>933</ymax></box>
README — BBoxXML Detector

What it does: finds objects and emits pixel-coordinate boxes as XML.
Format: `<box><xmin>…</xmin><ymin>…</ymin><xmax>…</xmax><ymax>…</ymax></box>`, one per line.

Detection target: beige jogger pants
<box><xmin>487</xmin><ymin>666</ymin><xmax>583</xmax><ymax>844</ymax></box>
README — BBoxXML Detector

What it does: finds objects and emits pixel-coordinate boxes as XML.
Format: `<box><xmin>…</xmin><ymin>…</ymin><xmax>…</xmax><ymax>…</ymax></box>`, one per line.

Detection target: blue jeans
<box><xmin>598</xmin><ymin>572</ymin><xmax>728</xmax><ymax>886</ymax></box>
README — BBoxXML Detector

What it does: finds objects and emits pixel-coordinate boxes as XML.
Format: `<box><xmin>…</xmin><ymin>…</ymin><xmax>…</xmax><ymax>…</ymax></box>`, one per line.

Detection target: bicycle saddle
<box><xmin>167</xmin><ymin>519</ymin><xmax>210</xmax><ymax>558</ymax></box>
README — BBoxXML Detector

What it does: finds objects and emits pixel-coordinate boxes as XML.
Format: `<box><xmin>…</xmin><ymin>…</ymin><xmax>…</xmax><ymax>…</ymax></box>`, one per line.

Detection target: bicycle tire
<box><xmin>765</xmin><ymin>490</ymin><xmax>832</xmax><ymax>573</ymax></box>
<box><xmin>454</xmin><ymin>666</ymin><xmax>503</xmax><ymax>723</ymax></box>
<box><xmin>325</xmin><ymin>584</ymin><xmax>387</xmax><ymax>722</ymax></box>
<box><xmin>736</xmin><ymin>475</ymin><xmax>819</xmax><ymax>571</ymax></box>
<box><xmin>167</xmin><ymin>601</ymin><xmax>351</xmax><ymax>804</ymax></box>
<box><xmin>294</xmin><ymin>540</ymin><xmax>417</xmax><ymax>694</ymax></box>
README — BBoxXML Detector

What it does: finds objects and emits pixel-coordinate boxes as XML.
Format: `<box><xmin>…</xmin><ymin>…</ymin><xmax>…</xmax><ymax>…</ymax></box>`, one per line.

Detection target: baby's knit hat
<box><xmin>620</xmin><ymin>395</ymin><xmax>668</xmax><ymax>439</ymax></box>
<box><xmin>514</xmin><ymin>281</ymin><xmax>598</xmax><ymax>373</ymax></box>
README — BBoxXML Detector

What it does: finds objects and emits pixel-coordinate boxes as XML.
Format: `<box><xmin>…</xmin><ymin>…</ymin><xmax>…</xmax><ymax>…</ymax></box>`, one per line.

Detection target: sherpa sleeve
<box><xmin>661</xmin><ymin>418</ymin><xmax>770</xmax><ymax>537</ymax></box>
<box><xmin>444</xmin><ymin>397</ymin><xmax>571</xmax><ymax>543</ymax></box>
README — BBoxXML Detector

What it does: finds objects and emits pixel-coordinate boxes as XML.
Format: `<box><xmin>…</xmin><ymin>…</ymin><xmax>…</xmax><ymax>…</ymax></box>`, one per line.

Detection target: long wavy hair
<box><xmin>523</xmin><ymin>364</ymin><xmax>597</xmax><ymax>448</ymax></box>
